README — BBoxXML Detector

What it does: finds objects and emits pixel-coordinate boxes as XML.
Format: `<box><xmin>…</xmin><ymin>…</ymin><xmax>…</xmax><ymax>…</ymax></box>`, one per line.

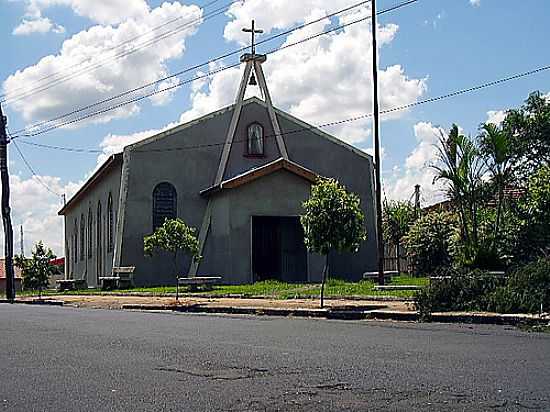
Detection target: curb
<box><xmin>119</xmin><ymin>304</ymin><xmax>550</xmax><ymax>326</ymax></box>
<box><xmin>0</xmin><ymin>299</ymin><xmax>64</xmax><ymax>306</ymax></box>
<box><xmin>49</xmin><ymin>292</ymin><xmax>414</xmax><ymax>302</ymax></box>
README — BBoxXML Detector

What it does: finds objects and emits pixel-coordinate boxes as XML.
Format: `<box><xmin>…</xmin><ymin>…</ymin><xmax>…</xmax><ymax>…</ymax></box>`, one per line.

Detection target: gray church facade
<box><xmin>59</xmin><ymin>53</ymin><xmax>378</xmax><ymax>287</ymax></box>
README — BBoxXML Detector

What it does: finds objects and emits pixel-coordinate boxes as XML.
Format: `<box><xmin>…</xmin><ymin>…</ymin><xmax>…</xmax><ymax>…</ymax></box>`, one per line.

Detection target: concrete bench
<box><xmin>178</xmin><ymin>276</ymin><xmax>222</xmax><ymax>291</ymax></box>
<box><xmin>363</xmin><ymin>271</ymin><xmax>397</xmax><ymax>283</ymax></box>
<box><xmin>56</xmin><ymin>279</ymin><xmax>87</xmax><ymax>291</ymax></box>
<box><xmin>100</xmin><ymin>267</ymin><xmax>135</xmax><ymax>290</ymax></box>
<box><xmin>374</xmin><ymin>285</ymin><xmax>422</xmax><ymax>291</ymax></box>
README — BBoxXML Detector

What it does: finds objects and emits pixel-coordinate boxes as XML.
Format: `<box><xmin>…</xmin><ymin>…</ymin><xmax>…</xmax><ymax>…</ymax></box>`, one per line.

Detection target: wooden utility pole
<box><xmin>0</xmin><ymin>103</ymin><xmax>15</xmax><ymax>301</ymax></box>
<box><xmin>371</xmin><ymin>0</ymin><xmax>384</xmax><ymax>285</ymax></box>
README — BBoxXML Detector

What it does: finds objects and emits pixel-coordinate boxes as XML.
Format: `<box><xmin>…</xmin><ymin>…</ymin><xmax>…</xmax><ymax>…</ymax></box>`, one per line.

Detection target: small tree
<box><xmin>144</xmin><ymin>218</ymin><xmax>200</xmax><ymax>301</ymax></box>
<box><xmin>14</xmin><ymin>241</ymin><xmax>59</xmax><ymax>299</ymax></box>
<box><xmin>301</xmin><ymin>178</ymin><xmax>367</xmax><ymax>308</ymax></box>
<box><xmin>383</xmin><ymin>201</ymin><xmax>416</xmax><ymax>274</ymax></box>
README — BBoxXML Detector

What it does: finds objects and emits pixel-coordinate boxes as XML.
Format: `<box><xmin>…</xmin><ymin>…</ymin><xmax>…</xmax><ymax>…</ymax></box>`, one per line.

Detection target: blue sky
<box><xmin>1</xmin><ymin>0</ymin><xmax>549</xmax><ymax>253</ymax></box>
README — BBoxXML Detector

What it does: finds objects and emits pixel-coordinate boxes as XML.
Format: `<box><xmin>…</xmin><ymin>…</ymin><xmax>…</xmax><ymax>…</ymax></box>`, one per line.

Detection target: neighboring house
<box><xmin>0</xmin><ymin>259</ymin><xmax>22</xmax><ymax>292</ymax></box>
<box><xmin>48</xmin><ymin>257</ymin><xmax>65</xmax><ymax>288</ymax></box>
<box><xmin>59</xmin><ymin>52</ymin><xmax>378</xmax><ymax>287</ymax></box>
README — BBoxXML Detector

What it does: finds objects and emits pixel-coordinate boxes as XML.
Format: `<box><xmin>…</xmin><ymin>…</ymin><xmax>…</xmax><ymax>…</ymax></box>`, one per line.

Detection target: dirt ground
<box><xmin>20</xmin><ymin>294</ymin><xmax>415</xmax><ymax>312</ymax></box>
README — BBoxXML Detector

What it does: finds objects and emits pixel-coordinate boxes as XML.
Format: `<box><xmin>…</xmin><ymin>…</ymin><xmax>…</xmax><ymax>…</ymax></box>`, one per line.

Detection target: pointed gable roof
<box><xmin>200</xmin><ymin>158</ymin><xmax>318</xmax><ymax>197</ymax></box>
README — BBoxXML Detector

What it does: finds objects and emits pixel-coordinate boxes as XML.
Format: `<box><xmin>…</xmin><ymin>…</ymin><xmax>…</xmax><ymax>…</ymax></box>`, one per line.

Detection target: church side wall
<box><xmin>118</xmin><ymin>110</ymin><xmax>232</xmax><ymax>286</ymax></box>
<box><xmin>63</xmin><ymin>164</ymin><xmax>122</xmax><ymax>288</ymax></box>
<box><xmin>279</xmin><ymin>114</ymin><xmax>378</xmax><ymax>280</ymax></box>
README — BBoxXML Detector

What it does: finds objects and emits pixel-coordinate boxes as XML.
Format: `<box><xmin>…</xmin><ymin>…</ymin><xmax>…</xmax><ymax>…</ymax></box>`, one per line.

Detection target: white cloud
<box><xmin>486</xmin><ymin>110</ymin><xmax>506</xmax><ymax>126</ymax></box>
<box><xmin>385</xmin><ymin>122</ymin><xmax>446</xmax><ymax>206</ymax></box>
<box><xmin>13</xmin><ymin>16</ymin><xmax>65</xmax><ymax>35</ymax></box>
<box><xmin>19</xmin><ymin>0</ymin><xmax>150</xmax><ymax>26</ymax></box>
<box><xmin>470</xmin><ymin>0</ymin><xmax>481</xmax><ymax>7</ymax></box>
<box><xmin>0</xmin><ymin>173</ymin><xmax>82</xmax><ymax>256</ymax></box>
<box><xmin>182</xmin><ymin>4</ymin><xmax>426</xmax><ymax>147</ymax></box>
<box><xmin>4</xmin><ymin>2</ymin><xmax>202</xmax><ymax>127</ymax></box>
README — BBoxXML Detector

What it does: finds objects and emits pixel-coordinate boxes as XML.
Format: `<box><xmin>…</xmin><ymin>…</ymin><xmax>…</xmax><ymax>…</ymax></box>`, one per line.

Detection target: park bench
<box><xmin>363</xmin><ymin>271</ymin><xmax>397</xmax><ymax>283</ymax></box>
<box><xmin>178</xmin><ymin>276</ymin><xmax>222</xmax><ymax>292</ymax></box>
<box><xmin>99</xmin><ymin>266</ymin><xmax>135</xmax><ymax>290</ymax></box>
<box><xmin>56</xmin><ymin>279</ymin><xmax>87</xmax><ymax>291</ymax></box>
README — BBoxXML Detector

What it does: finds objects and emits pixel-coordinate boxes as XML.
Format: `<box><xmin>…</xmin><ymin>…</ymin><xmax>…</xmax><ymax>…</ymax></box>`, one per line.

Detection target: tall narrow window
<box><xmin>107</xmin><ymin>193</ymin><xmax>114</xmax><ymax>253</ymax></box>
<box><xmin>74</xmin><ymin>219</ymin><xmax>78</xmax><ymax>265</ymax></box>
<box><xmin>97</xmin><ymin>201</ymin><xmax>103</xmax><ymax>279</ymax></box>
<box><xmin>88</xmin><ymin>208</ymin><xmax>93</xmax><ymax>258</ymax></box>
<box><xmin>80</xmin><ymin>215</ymin><xmax>85</xmax><ymax>261</ymax></box>
<box><xmin>247</xmin><ymin>123</ymin><xmax>264</xmax><ymax>156</ymax></box>
<box><xmin>153</xmin><ymin>182</ymin><xmax>177</xmax><ymax>230</ymax></box>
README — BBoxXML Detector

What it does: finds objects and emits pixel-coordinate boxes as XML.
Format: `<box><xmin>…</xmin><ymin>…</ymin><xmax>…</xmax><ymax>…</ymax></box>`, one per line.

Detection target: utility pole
<box><xmin>0</xmin><ymin>103</ymin><xmax>15</xmax><ymax>302</ymax></box>
<box><xmin>371</xmin><ymin>0</ymin><xmax>385</xmax><ymax>285</ymax></box>
<box><xmin>20</xmin><ymin>225</ymin><xmax>24</xmax><ymax>256</ymax></box>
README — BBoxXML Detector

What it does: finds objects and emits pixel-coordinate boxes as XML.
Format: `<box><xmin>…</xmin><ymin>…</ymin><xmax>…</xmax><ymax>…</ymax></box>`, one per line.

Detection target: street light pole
<box><xmin>371</xmin><ymin>0</ymin><xmax>385</xmax><ymax>285</ymax></box>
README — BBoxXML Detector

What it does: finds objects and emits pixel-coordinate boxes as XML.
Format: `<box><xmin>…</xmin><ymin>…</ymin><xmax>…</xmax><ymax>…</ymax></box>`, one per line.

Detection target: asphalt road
<box><xmin>1</xmin><ymin>304</ymin><xmax>549</xmax><ymax>411</ymax></box>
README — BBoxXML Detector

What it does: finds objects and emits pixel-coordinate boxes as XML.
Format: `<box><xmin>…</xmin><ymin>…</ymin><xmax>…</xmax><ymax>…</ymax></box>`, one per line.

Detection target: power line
<box><xmin>13</xmin><ymin>0</ymin><xmax>418</xmax><ymax>138</ymax></box>
<box><xmin>0</xmin><ymin>0</ymin><xmax>225</xmax><ymax>102</ymax></box>
<box><xmin>2</xmin><ymin>1</ymin><xmax>238</xmax><ymax>105</ymax></box>
<box><xmin>11</xmin><ymin>0</ymin><xmax>375</xmax><ymax>136</ymax></box>
<box><xmin>11</xmin><ymin>140</ymin><xmax>61</xmax><ymax>197</ymax></box>
<box><xmin>15</xmin><ymin>61</ymin><xmax>550</xmax><ymax>155</ymax></box>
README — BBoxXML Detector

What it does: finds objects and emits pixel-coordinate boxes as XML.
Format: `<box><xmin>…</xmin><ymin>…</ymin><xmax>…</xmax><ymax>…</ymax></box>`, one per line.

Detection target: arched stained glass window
<box><xmin>153</xmin><ymin>182</ymin><xmax>177</xmax><ymax>230</ymax></box>
<box><xmin>74</xmin><ymin>219</ymin><xmax>78</xmax><ymax>265</ymax></box>
<box><xmin>247</xmin><ymin>123</ymin><xmax>264</xmax><ymax>156</ymax></box>
<box><xmin>88</xmin><ymin>207</ymin><xmax>93</xmax><ymax>259</ymax></box>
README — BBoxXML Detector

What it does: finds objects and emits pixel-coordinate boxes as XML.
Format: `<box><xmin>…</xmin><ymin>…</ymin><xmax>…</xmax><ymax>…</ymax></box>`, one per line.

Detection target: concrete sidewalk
<box><xmin>9</xmin><ymin>294</ymin><xmax>549</xmax><ymax>326</ymax></box>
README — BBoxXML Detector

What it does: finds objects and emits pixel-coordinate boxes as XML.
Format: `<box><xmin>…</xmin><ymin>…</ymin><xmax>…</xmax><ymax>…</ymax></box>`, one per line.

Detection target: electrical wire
<box><xmin>10</xmin><ymin>0</ymin><xmax>375</xmax><ymax>136</ymax></box>
<box><xmin>12</xmin><ymin>0</ymin><xmax>418</xmax><ymax>138</ymax></box>
<box><xmin>11</xmin><ymin>140</ymin><xmax>61</xmax><ymax>197</ymax></box>
<box><xmin>2</xmin><ymin>1</ymin><xmax>240</xmax><ymax>105</ymax></box>
<box><xmin>15</xmin><ymin>61</ymin><xmax>550</xmax><ymax>156</ymax></box>
<box><xmin>0</xmin><ymin>0</ymin><xmax>226</xmax><ymax>102</ymax></box>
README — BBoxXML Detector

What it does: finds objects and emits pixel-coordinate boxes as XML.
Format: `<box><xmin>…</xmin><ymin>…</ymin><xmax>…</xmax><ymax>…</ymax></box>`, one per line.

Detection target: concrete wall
<box><xmin>201</xmin><ymin>169</ymin><xmax>325</xmax><ymax>284</ymax></box>
<box><xmin>63</xmin><ymin>163</ymin><xmax>122</xmax><ymax>287</ymax></box>
<box><xmin>111</xmin><ymin>98</ymin><xmax>377</xmax><ymax>285</ymax></box>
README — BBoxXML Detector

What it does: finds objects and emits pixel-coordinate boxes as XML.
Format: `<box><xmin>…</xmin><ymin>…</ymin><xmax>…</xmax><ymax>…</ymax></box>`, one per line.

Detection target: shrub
<box><xmin>488</xmin><ymin>258</ymin><xmax>550</xmax><ymax>314</ymax></box>
<box><xmin>415</xmin><ymin>258</ymin><xmax>550</xmax><ymax>318</ymax></box>
<box><xmin>403</xmin><ymin>211</ymin><xmax>457</xmax><ymax>276</ymax></box>
<box><xmin>415</xmin><ymin>268</ymin><xmax>505</xmax><ymax>319</ymax></box>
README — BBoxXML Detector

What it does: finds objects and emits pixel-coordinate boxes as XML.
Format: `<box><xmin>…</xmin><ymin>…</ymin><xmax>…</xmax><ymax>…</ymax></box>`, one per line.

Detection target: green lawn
<box><xmin>20</xmin><ymin>275</ymin><xmax>426</xmax><ymax>299</ymax></box>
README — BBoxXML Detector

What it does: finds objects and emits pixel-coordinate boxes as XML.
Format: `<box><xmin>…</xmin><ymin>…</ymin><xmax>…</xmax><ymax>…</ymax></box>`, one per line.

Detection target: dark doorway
<box><xmin>252</xmin><ymin>216</ymin><xmax>308</xmax><ymax>282</ymax></box>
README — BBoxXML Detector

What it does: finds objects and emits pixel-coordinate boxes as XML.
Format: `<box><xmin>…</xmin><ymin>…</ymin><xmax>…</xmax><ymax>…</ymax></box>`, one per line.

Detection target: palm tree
<box><xmin>432</xmin><ymin>125</ymin><xmax>485</xmax><ymax>253</ymax></box>
<box><xmin>479</xmin><ymin>123</ymin><xmax>515</xmax><ymax>242</ymax></box>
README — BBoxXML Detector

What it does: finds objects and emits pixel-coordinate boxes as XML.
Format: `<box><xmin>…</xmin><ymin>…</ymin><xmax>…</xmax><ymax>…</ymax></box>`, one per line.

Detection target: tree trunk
<box><xmin>320</xmin><ymin>254</ymin><xmax>329</xmax><ymax>309</ymax></box>
<box><xmin>174</xmin><ymin>252</ymin><xmax>179</xmax><ymax>302</ymax></box>
<box><xmin>494</xmin><ymin>183</ymin><xmax>504</xmax><ymax>243</ymax></box>
<box><xmin>396</xmin><ymin>243</ymin><xmax>401</xmax><ymax>275</ymax></box>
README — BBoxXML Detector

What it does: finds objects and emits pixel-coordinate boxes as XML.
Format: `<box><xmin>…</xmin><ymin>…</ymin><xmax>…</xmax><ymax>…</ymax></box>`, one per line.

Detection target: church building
<box><xmin>59</xmin><ymin>47</ymin><xmax>378</xmax><ymax>287</ymax></box>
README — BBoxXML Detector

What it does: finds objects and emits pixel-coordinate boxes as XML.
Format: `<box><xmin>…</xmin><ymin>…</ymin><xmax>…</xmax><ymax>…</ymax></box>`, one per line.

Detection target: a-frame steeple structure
<box><xmin>214</xmin><ymin>22</ymin><xmax>288</xmax><ymax>185</ymax></box>
<box><xmin>190</xmin><ymin>22</ymin><xmax>288</xmax><ymax>276</ymax></box>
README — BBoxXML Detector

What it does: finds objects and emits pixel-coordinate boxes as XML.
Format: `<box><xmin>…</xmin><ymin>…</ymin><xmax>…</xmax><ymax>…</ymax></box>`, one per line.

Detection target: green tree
<box><xmin>383</xmin><ymin>200</ymin><xmax>416</xmax><ymax>274</ymax></box>
<box><xmin>403</xmin><ymin>211</ymin><xmax>457</xmax><ymax>276</ymax></box>
<box><xmin>513</xmin><ymin>165</ymin><xmax>550</xmax><ymax>262</ymax></box>
<box><xmin>144</xmin><ymin>218</ymin><xmax>200</xmax><ymax>300</ymax></box>
<box><xmin>14</xmin><ymin>241</ymin><xmax>59</xmax><ymax>299</ymax></box>
<box><xmin>432</xmin><ymin>125</ymin><xmax>486</xmax><ymax>265</ymax></box>
<box><xmin>479</xmin><ymin>122</ymin><xmax>515</xmax><ymax>242</ymax></box>
<box><xmin>503</xmin><ymin>91</ymin><xmax>550</xmax><ymax>180</ymax></box>
<box><xmin>301</xmin><ymin>178</ymin><xmax>367</xmax><ymax>308</ymax></box>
